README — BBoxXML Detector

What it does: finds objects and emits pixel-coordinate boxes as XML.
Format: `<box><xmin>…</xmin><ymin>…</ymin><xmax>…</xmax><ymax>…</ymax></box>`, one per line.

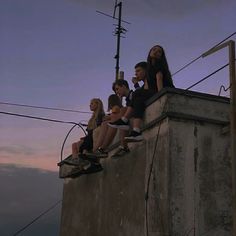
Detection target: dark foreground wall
<box><xmin>59</xmin><ymin>88</ymin><xmax>232</xmax><ymax>236</ymax></box>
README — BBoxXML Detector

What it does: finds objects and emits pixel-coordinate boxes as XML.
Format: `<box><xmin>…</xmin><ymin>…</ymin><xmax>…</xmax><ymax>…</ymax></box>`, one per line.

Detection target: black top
<box><xmin>147</xmin><ymin>63</ymin><xmax>174</xmax><ymax>91</ymax></box>
<box><xmin>125</xmin><ymin>90</ymin><xmax>134</xmax><ymax>106</ymax></box>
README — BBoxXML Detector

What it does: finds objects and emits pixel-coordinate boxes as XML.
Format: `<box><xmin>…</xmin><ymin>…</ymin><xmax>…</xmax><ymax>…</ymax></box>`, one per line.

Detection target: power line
<box><xmin>12</xmin><ymin>200</ymin><xmax>62</xmax><ymax>236</ymax></box>
<box><xmin>172</xmin><ymin>31</ymin><xmax>236</xmax><ymax>77</ymax></box>
<box><xmin>0</xmin><ymin>101</ymin><xmax>91</xmax><ymax>114</ymax></box>
<box><xmin>185</xmin><ymin>62</ymin><xmax>230</xmax><ymax>90</ymax></box>
<box><xmin>0</xmin><ymin>110</ymin><xmax>79</xmax><ymax>125</ymax></box>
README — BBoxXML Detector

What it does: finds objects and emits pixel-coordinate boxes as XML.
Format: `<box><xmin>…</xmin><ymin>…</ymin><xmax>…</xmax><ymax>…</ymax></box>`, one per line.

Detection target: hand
<box><xmin>132</xmin><ymin>77</ymin><xmax>138</xmax><ymax>84</ymax></box>
<box><xmin>103</xmin><ymin>115</ymin><xmax>111</xmax><ymax>121</ymax></box>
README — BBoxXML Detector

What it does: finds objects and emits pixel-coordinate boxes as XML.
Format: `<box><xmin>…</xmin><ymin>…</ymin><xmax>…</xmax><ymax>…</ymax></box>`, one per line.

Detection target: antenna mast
<box><xmin>113</xmin><ymin>1</ymin><xmax>123</xmax><ymax>80</ymax></box>
<box><xmin>97</xmin><ymin>1</ymin><xmax>129</xmax><ymax>80</ymax></box>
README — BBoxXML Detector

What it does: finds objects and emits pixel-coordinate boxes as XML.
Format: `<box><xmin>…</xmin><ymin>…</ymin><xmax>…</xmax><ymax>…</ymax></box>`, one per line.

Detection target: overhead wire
<box><xmin>171</xmin><ymin>31</ymin><xmax>236</xmax><ymax>77</ymax></box>
<box><xmin>0</xmin><ymin>101</ymin><xmax>91</xmax><ymax>114</ymax></box>
<box><xmin>0</xmin><ymin>110</ymin><xmax>83</xmax><ymax>127</ymax></box>
<box><xmin>218</xmin><ymin>84</ymin><xmax>231</xmax><ymax>96</ymax></box>
<box><xmin>185</xmin><ymin>62</ymin><xmax>230</xmax><ymax>91</ymax></box>
<box><xmin>12</xmin><ymin>200</ymin><xmax>62</xmax><ymax>236</ymax></box>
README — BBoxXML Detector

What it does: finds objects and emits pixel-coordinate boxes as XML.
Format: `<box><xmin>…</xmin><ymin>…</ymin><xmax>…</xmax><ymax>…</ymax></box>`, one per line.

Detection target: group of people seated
<box><xmin>61</xmin><ymin>44</ymin><xmax>175</xmax><ymax>177</ymax></box>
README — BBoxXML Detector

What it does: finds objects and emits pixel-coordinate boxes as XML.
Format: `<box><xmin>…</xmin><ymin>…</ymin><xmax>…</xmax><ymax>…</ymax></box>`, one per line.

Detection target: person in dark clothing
<box><xmin>147</xmin><ymin>44</ymin><xmax>174</xmax><ymax>91</ymax></box>
<box><xmin>71</xmin><ymin>98</ymin><xmax>105</xmax><ymax>159</ymax></box>
<box><xmin>109</xmin><ymin>46</ymin><xmax>174</xmax><ymax>141</ymax></box>
<box><xmin>109</xmin><ymin>62</ymin><xmax>152</xmax><ymax>141</ymax></box>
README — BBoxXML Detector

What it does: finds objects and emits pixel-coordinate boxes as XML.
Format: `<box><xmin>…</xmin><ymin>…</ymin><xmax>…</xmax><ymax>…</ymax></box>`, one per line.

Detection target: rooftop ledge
<box><xmin>143</xmin><ymin>87</ymin><xmax>230</xmax><ymax>129</ymax></box>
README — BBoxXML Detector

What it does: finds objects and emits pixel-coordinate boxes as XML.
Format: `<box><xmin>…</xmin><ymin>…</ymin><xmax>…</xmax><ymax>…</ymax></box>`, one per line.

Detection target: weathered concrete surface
<box><xmin>59</xmin><ymin>88</ymin><xmax>232</xmax><ymax>236</ymax></box>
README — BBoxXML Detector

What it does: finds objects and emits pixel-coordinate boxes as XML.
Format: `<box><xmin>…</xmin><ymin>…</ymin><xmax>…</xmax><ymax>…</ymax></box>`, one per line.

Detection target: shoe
<box><xmin>124</xmin><ymin>130</ymin><xmax>143</xmax><ymax>142</ymax></box>
<box><xmin>108</xmin><ymin>119</ymin><xmax>130</xmax><ymax>130</ymax></box>
<box><xmin>82</xmin><ymin>162</ymin><xmax>103</xmax><ymax>175</ymax></box>
<box><xmin>79</xmin><ymin>153</ymin><xmax>98</xmax><ymax>162</ymax></box>
<box><xmin>63</xmin><ymin>157</ymin><xmax>82</xmax><ymax>166</ymax></box>
<box><xmin>86</xmin><ymin>147</ymin><xmax>108</xmax><ymax>158</ymax></box>
<box><xmin>111</xmin><ymin>146</ymin><xmax>130</xmax><ymax>159</ymax></box>
<box><xmin>57</xmin><ymin>155</ymin><xmax>74</xmax><ymax>166</ymax></box>
<box><xmin>69</xmin><ymin>162</ymin><xmax>103</xmax><ymax>178</ymax></box>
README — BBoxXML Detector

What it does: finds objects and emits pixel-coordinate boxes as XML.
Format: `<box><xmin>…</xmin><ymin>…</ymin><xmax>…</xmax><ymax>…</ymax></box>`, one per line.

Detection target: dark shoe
<box><xmin>124</xmin><ymin>130</ymin><xmax>143</xmax><ymax>142</ymax></box>
<box><xmin>79</xmin><ymin>153</ymin><xmax>99</xmax><ymax>162</ymax></box>
<box><xmin>57</xmin><ymin>155</ymin><xmax>74</xmax><ymax>166</ymax></box>
<box><xmin>108</xmin><ymin>119</ymin><xmax>130</xmax><ymax>130</ymax></box>
<box><xmin>86</xmin><ymin>148</ymin><xmax>108</xmax><ymax>158</ymax></box>
<box><xmin>111</xmin><ymin>146</ymin><xmax>130</xmax><ymax>159</ymax></box>
<box><xmin>82</xmin><ymin>162</ymin><xmax>103</xmax><ymax>175</ymax></box>
<box><xmin>63</xmin><ymin>157</ymin><xmax>82</xmax><ymax>166</ymax></box>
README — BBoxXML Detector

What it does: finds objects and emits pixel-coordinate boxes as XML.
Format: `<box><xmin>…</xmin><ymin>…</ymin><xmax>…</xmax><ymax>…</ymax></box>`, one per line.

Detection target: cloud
<box><xmin>0</xmin><ymin>164</ymin><xmax>62</xmax><ymax>236</ymax></box>
<box><xmin>0</xmin><ymin>145</ymin><xmax>36</xmax><ymax>156</ymax></box>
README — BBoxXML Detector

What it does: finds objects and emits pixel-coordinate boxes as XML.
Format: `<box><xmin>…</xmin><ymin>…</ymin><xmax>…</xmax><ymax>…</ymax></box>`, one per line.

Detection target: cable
<box><xmin>0</xmin><ymin>110</ymin><xmax>79</xmax><ymax>125</ymax></box>
<box><xmin>145</xmin><ymin>123</ymin><xmax>163</xmax><ymax>236</ymax></box>
<box><xmin>172</xmin><ymin>31</ymin><xmax>236</xmax><ymax>77</ymax></box>
<box><xmin>0</xmin><ymin>101</ymin><xmax>91</xmax><ymax>114</ymax></box>
<box><xmin>218</xmin><ymin>84</ymin><xmax>231</xmax><ymax>96</ymax></box>
<box><xmin>60</xmin><ymin>124</ymin><xmax>87</xmax><ymax>162</ymax></box>
<box><xmin>0</xmin><ymin>110</ymin><xmax>87</xmax><ymax>161</ymax></box>
<box><xmin>185</xmin><ymin>63</ymin><xmax>229</xmax><ymax>91</ymax></box>
<box><xmin>12</xmin><ymin>200</ymin><xmax>62</xmax><ymax>236</ymax></box>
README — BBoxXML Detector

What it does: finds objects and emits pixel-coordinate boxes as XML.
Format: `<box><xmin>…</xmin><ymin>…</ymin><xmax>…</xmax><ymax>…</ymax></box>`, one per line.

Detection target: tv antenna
<box><xmin>96</xmin><ymin>1</ymin><xmax>130</xmax><ymax>80</ymax></box>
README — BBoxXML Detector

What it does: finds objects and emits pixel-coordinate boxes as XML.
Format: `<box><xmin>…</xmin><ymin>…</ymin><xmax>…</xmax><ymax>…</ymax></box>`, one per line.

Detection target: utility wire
<box><xmin>12</xmin><ymin>200</ymin><xmax>62</xmax><ymax>236</ymax></box>
<box><xmin>0</xmin><ymin>101</ymin><xmax>91</xmax><ymax>114</ymax></box>
<box><xmin>185</xmin><ymin>62</ymin><xmax>230</xmax><ymax>90</ymax></box>
<box><xmin>172</xmin><ymin>31</ymin><xmax>236</xmax><ymax>77</ymax></box>
<box><xmin>0</xmin><ymin>111</ymin><xmax>79</xmax><ymax>125</ymax></box>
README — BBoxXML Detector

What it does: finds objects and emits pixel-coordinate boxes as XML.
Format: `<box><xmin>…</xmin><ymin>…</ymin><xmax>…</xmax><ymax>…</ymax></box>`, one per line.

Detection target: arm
<box><xmin>156</xmin><ymin>71</ymin><xmax>163</xmax><ymax>92</ymax></box>
<box><xmin>132</xmin><ymin>77</ymin><xmax>140</xmax><ymax>90</ymax></box>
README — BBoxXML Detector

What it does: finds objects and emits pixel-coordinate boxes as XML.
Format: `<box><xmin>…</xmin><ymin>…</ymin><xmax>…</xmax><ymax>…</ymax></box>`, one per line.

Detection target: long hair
<box><xmin>107</xmin><ymin>94</ymin><xmax>122</xmax><ymax>111</ymax></box>
<box><xmin>87</xmin><ymin>98</ymin><xmax>105</xmax><ymax>130</ymax></box>
<box><xmin>147</xmin><ymin>45</ymin><xmax>172</xmax><ymax>83</ymax></box>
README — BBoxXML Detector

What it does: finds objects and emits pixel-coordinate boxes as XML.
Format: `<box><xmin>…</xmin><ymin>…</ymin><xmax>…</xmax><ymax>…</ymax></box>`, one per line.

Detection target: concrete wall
<box><xmin>59</xmin><ymin>88</ymin><xmax>232</xmax><ymax>236</ymax></box>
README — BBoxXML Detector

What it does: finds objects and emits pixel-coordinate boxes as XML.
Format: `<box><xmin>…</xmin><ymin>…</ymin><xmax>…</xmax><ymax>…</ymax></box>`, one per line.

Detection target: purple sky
<box><xmin>0</xmin><ymin>0</ymin><xmax>235</xmax><ymax>170</ymax></box>
<box><xmin>0</xmin><ymin>0</ymin><xmax>235</xmax><ymax>235</ymax></box>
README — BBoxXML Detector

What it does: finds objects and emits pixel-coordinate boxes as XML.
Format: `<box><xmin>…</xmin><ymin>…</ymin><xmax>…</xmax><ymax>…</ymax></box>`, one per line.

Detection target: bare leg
<box><xmin>100</xmin><ymin>126</ymin><xmax>117</xmax><ymax>149</ymax></box>
<box><xmin>93</xmin><ymin>121</ymin><xmax>109</xmax><ymax>152</ymax></box>
<box><xmin>119</xmin><ymin>129</ymin><xmax>128</xmax><ymax>147</ymax></box>
<box><xmin>72</xmin><ymin>139</ymin><xmax>83</xmax><ymax>158</ymax></box>
<box><xmin>132</xmin><ymin>118</ymin><xmax>142</xmax><ymax>129</ymax></box>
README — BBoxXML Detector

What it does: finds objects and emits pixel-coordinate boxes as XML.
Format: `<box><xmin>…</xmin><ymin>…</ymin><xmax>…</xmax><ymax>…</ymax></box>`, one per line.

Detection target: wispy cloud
<box><xmin>0</xmin><ymin>164</ymin><xmax>62</xmax><ymax>236</ymax></box>
<box><xmin>0</xmin><ymin>145</ymin><xmax>36</xmax><ymax>156</ymax></box>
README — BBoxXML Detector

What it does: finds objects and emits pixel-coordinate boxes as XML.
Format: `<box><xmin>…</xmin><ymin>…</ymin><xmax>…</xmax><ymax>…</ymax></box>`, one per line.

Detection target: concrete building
<box><xmin>59</xmin><ymin>88</ymin><xmax>232</xmax><ymax>236</ymax></box>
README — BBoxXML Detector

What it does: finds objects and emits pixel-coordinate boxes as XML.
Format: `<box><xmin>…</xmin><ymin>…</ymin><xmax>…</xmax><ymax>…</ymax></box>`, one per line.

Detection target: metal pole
<box><xmin>229</xmin><ymin>40</ymin><xmax>236</xmax><ymax>236</ymax></box>
<box><xmin>115</xmin><ymin>2</ymin><xmax>122</xmax><ymax>80</ymax></box>
<box><xmin>202</xmin><ymin>40</ymin><xmax>236</xmax><ymax>235</ymax></box>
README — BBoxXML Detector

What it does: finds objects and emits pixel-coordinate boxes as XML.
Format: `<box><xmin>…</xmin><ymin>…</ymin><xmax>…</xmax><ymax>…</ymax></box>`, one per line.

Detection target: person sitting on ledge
<box><xmin>109</xmin><ymin>46</ymin><xmax>174</xmax><ymax>142</ymax></box>
<box><xmin>69</xmin><ymin>98</ymin><xmax>105</xmax><ymax>163</ymax></box>
<box><xmin>87</xmin><ymin>93</ymin><xmax>126</xmax><ymax>158</ymax></box>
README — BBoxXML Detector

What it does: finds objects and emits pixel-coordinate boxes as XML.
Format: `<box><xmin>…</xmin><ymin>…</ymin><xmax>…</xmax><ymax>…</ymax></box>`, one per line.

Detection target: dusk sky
<box><xmin>0</xmin><ymin>0</ymin><xmax>235</xmax><ymax>235</ymax></box>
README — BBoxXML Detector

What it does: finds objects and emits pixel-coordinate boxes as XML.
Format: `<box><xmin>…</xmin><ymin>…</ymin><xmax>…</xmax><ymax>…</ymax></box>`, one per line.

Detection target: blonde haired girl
<box><xmin>71</xmin><ymin>98</ymin><xmax>105</xmax><ymax>159</ymax></box>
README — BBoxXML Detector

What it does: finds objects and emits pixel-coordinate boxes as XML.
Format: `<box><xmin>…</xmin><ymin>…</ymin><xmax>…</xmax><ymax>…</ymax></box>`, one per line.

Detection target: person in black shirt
<box><xmin>147</xmin><ymin>44</ymin><xmax>174</xmax><ymax>91</ymax></box>
<box><xmin>109</xmin><ymin>46</ymin><xmax>174</xmax><ymax>141</ymax></box>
